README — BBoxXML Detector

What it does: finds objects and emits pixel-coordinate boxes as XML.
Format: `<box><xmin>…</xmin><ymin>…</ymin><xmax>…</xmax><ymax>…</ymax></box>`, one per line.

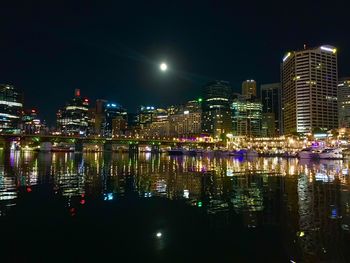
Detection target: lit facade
<box><xmin>232</xmin><ymin>98</ymin><xmax>262</xmax><ymax>137</ymax></box>
<box><xmin>56</xmin><ymin>89</ymin><xmax>90</xmax><ymax>136</ymax></box>
<box><xmin>0</xmin><ymin>84</ymin><xmax>23</xmax><ymax>134</ymax></box>
<box><xmin>169</xmin><ymin>100</ymin><xmax>202</xmax><ymax>137</ymax></box>
<box><xmin>22</xmin><ymin>109</ymin><xmax>46</xmax><ymax>134</ymax></box>
<box><xmin>202</xmin><ymin>81</ymin><xmax>232</xmax><ymax>138</ymax></box>
<box><xmin>138</xmin><ymin>106</ymin><xmax>156</xmax><ymax>128</ymax></box>
<box><xmin>338</xmin><ymin>78</ymin><xmax>350</xmax><ymax>128</ymax></box>
<box><xmin>103</xmin><ymin>102</ymin><xmax>127</xmax><ymax>137</ymax></box>
<box><xmin>242</xmin><ymin>80</ymin><xmax>257</xmax><ymax>99</ymax></box>
<box><xmin>281</xmin><ymin>45</ymin><xmax>338</xmax><ymax>134</ymax></box>
<box><xmin>260</xmin><ymin>83</ymin><xmax>281</xmax><ymax>136</ymax></box>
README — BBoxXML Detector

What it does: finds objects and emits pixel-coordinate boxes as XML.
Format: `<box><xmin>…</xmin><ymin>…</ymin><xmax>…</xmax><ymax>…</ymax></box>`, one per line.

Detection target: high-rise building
<box><xmin>138</xmin><ymin>106</ymin><xmax>156</xmax><ymax>127</ymax></box>
<box><xmin>169</xmin><ymin>99</ymin><xmax>202</xmax><ymax>137</ymax></box>
<box><xmin>202</xmin><ymin>81</ymin><xmax>232</xmax><ymax>138</ymax></box>
<box><xmin>148</xmin><ymin>108</ymin><xmax>169</xmax><ymax>138</ymax></box>
<box><xmin>338</xmin><ymin>78</ymin><xmax>350</xmax><ymax>128</ymax></box>
<box><xmin>93</xmin><ymin>99</ymin><xmax>107</xmax><ymax>135</ymax></box>
<box><xmin>281</xmin><ymin>45</ymin><xmax>338</xmax><ymax>134</ymax></box>
<box><xmin>22</xmin><ymin>109</ymin><xmax>46</xmax><ymax>134</ymax></box>
<box><xmin>103</xmin><ymin>102</ymin><xmax>127</xmax><ymax>137</ymax></box>
<box><xmin>56</xmin><ymin>89</ymin><xmax>90</xmax><ymax>136</ymax></box>
<box><xmin>260</xmin><ymin>83</ymin><xmax>281</xmax><ymax>136</ymax></box>
<box><xmin>232</xmin><ymin>98</ymin><xmax>262</xmax><ymax>137</ymax></box>
<box><xmin>242</xmin><ymin>80</ymin><xmax>257</xmax><ymax>99</ymax></box>
<box><xmin>0</xmin><ymin>84</ymin><xmax>23</xmax><ymax>134</ymax></box>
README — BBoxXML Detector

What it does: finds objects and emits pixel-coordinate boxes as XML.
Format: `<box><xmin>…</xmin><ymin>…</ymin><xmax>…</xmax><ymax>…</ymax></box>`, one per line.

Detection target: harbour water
<box><xmin>1</xmin><ymin>151</ymin><xmax>350</xmax><ymax>262</ymax></box>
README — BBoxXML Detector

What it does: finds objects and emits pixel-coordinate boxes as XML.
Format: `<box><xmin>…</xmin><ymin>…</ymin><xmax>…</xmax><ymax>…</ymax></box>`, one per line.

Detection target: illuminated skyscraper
<box><xmin>260</xmin><ymin>83</ymin><xmax>281</xmax><ymax>136</ymax></box>
<box><xmin>169</xmin><ymin>99</ymin><xmax>202</xmax><ymax>137</ymax></box>
<box><xmin>338</xmin><ymin>78</ymin><xmax>350</xmax><ymax>128</ymax></box>
<box><xmin>103</xmin><ymin>102</ymin><xmax>127</xmax><ymax>137</ymax></box>
<box><xmin>242</xmin><ymin>80</ymin><xmax>257</xmax><ymax>99</ymax></box>
<box><xmin>202</xmin><ymin>81</ymin><xmax>232</xmax><ymax>138</ymax></box>
<box><xmin>0</xmin><ymin>84</ymin><xmax>23</xmax><ymax>134</ymax></box>
<box><xmin>22</xmin><ymin>109</ymin><xmax>46</xmax><ymax>134</ymax></box>
<box><xmin>281</xmin><ymin>45</ymin><xmax>338</xmax><ymax>134</ymax></box>
<box><xmin>56</xmin><ymin>89</ymin><xmax>90</xmax><ymax>135</ymax></box>
<box><xmin>232</xmin><ymin>98</ymin><xmax>262</xmax><ymax>137</ymax></box>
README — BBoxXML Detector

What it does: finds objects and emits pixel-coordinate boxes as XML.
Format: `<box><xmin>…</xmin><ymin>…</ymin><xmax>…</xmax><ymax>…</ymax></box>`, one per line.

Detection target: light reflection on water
<box><xmin>1</xmin><ymin>151</ymin><xmax>350</xmax><ymax>261</ymax></box>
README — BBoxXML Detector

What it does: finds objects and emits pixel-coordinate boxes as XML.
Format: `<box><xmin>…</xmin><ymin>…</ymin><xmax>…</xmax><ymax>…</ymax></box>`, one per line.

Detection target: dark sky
<box><xmin>1</xmin><ymin>1</ymin><xmax>349</xmax><ymax>124</ymax></box>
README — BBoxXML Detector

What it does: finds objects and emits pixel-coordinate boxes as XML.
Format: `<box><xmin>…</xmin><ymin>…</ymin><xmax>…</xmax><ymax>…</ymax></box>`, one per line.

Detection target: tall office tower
<box><xmin>242</xmin><ymin>80</ymin><xmax>257</xmax><ymax>99</ymax></box>
<box><xmin>281</xmin><ymin>45</ymin><xmax>338</xmax><ymax>134</ymax></box>
<box><xmin>56</xmin><ymin>89</ymin><xmax>90</xmax><ymax>136</ymax></box>
<box><xmin>149</xmin><ymin>108</ymin><xmax>170</xmax><ymax>138</ymax></box>
<box><xmin>169</xmin><ymin>99</ymin><xmax>202</xmax><ymax>137</ymax></box>
<box><xmin>202</xmin><ymin>81</ymin><xmax>232</xmax><ymax>138</ymax></box>
<box><xmin>260</xmin><ymin>83</ymin><xmax>281</xmax><ymax>136</ymax></box>
<box><xmin>22</xmin><ymin>109</ymin><xmax>46</xmax><ymax>135</ymax></box>
<box><xmin>103</xmin><ymin>102</ymin><xmax>127</xmax><ymax>137</ymax></box>
<box><xmin>338</xmin><ymin>78</ymin><xmax>350</xmax><ymax>128</ymax></box>
<box><xmin>93</xmin><ymin>99</ymin><xmax>107</xmax><ymax>135</ymax></box>
<box><xmin>232</xmin><ymin>98</ymin><xmax>262</xmax><ymax>137</ymax></box>
<box><xmin>0</xmin><ymin>84</ymin><xmax>23</xmax><ymax>134</ymax></box>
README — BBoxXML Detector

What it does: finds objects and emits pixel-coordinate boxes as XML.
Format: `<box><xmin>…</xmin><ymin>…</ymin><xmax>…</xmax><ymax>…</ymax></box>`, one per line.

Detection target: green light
<box><xmin>197</xmin><ymin>201</ymin><xmax>202</xmax><ymax>207</ymax></box>
<box><xmin>198</xmin><ymin>98</ymin><xmax>203</xmax><ymax>102</ymax></box>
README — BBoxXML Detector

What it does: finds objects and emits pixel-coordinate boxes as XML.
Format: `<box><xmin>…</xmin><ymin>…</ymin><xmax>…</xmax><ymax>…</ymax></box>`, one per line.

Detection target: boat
<box><xmin>283</xmin><ymin>151</ymin><xmax>298</xmax><ymax>158</ymax></box>
<box><xmin>298</xmin><ymin>148</ymin><xmax>320</xmax><ymax>159</ymax></box>
<box><xmin>50</xmin><ymin>142</ymin><xmax>75</xmax><ymax>152</ymax></box>
<box><xmin>319</xmin><ymin>148</ymin><xmax>343</xmax><ymax>159</ymax></box>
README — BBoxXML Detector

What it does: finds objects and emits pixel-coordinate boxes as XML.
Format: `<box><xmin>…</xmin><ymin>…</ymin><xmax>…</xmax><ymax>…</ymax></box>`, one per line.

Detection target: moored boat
<box><xmin>298</xmin><ymin>148</ymin><xmax>319</xmax><ymax>159</ymax></box>
<box><xmin>319</xmin><ymin>148</ymin><xmax>343</xmax><ymax>159</ymax></box>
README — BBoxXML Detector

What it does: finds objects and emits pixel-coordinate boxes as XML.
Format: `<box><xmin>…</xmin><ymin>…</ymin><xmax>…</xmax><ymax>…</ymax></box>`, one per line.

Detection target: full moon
<box><xmin>160</xmin><ymin>63</ymin><xmax>167</xmax><ymax>71</ymax></box>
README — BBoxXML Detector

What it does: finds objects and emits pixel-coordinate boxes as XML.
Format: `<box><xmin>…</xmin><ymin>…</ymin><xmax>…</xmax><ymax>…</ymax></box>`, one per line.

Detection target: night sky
<box><xmin>1</xmin><ymin>1</ymin><xmax>349</xmax><ymax>125</ymax></box>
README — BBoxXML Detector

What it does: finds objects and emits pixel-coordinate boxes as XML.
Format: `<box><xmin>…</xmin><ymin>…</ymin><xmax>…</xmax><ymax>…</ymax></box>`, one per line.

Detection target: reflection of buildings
<box><xmin>0</xmin><ymin>151</ymin><xmax>350</xmax><ymax>261</ymax></box>
<box><xmin>230</xmin><ymin>175</ymin><xmax>264</xmax><ymax>227</ymax></box>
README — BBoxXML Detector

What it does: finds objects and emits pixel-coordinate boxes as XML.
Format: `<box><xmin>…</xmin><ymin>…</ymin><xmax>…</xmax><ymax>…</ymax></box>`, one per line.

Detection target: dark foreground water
<box><xmin>1</xmin><ymin>152</ymin><xmax>350</xmax><ymax>262</ymax></box>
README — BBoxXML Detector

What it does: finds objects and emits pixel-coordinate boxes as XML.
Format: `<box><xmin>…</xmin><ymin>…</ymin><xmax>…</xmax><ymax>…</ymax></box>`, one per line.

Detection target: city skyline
<box><xmin>1</xmin><ymin>1</ymin><xmax>349</xmax><ymax>123</ymax></box>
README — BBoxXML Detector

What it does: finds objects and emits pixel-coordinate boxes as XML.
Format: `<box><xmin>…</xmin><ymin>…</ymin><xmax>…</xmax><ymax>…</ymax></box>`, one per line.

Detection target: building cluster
<box><xmin>1</xmin><ymin>44</ymin><xmax>349</xmax><ymax>139</ymax></box>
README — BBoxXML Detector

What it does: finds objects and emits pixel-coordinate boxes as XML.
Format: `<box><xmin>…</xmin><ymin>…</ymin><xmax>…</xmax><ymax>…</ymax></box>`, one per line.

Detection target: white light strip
<box><xmin>0</xmin><ymin>113</ymin><xmax>19</xmax><ymax>118</ymax></box>
<box><xmin>320</xmin><ymin>46</ymin><xmax>337</xmax><ymax>53</ymax></box>
<box><xmin>0</xmin><ymin>100</ymin><xmax>22</xmax><ymax>107</ymax></box>
<box><xmin>207</xmin><ymin>98</ymin><xmax>229</xmax><ymax>101</ymax></box>
<box><xmin>66</xmin><ymin>106</ymin><xmax>88</xmax><ymax>111</ymax></box>
<box><xmin>283</xmin><ymin>52</ymin><xmax>291</xmax><ymax>62</ymax></box>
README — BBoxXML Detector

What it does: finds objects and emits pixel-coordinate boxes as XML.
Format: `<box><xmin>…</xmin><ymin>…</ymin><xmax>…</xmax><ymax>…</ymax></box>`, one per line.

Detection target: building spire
<box><xmin>75</xmin><ymin>89</ymin><xmax>81</xmax><ymax>97</ymax></box>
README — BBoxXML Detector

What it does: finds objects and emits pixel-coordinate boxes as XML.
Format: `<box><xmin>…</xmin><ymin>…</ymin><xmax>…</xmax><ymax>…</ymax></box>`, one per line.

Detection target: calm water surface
<box><xmin>1</xmin><ymin>151</ymin><xmax>350</xmax><ymax>262</ymax></box>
